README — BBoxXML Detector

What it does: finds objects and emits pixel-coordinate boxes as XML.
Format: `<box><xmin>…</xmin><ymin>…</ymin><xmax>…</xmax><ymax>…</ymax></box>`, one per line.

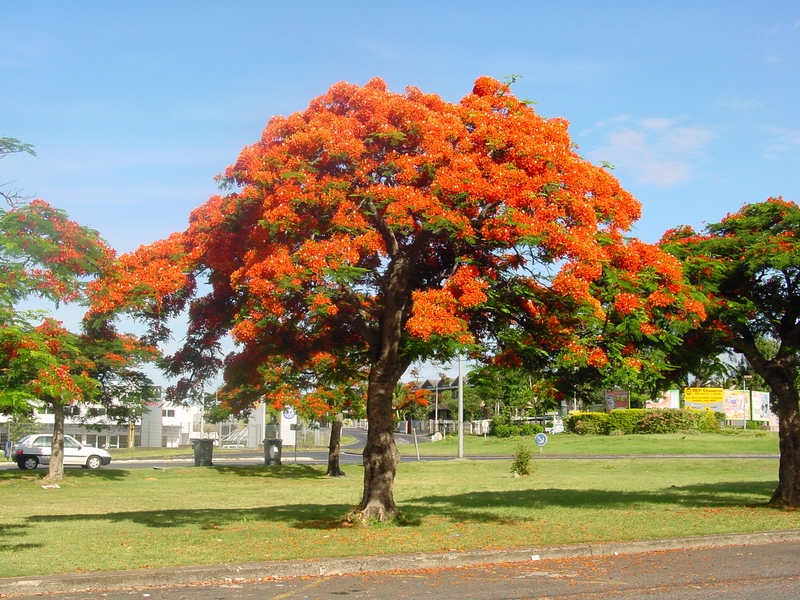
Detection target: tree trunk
<box><xmin>347</xmin><ymin>242</ymin><xmax>422</xmax><ymax>522</ymax></box>
<box><xmin>769</xmin><ymin>381</ymin><xmax>800</xmax><ymax>507</ymax></box>
<box><xmin>348</xmin><ymin>337</ymin><xmax>407</xmax><ymax>523</ymax></box>
<box><xmin>326</xmin><ymin>412</ymin><xmax>346</xmax><ymax>477</ymax></box>
<box><xmin>43</xmin><ymin>402</ymin><xmax>65</xmax><ymax>484</ymax></box>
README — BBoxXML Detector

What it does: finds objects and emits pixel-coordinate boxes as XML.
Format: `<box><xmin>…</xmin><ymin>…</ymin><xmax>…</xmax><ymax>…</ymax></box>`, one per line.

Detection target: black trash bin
<box><xmin>192</xmin><ymin>439</ymin><xmax>214</xmax><ymax>466</ymax></box>
<box><xmin>264</xmin><ymin>438</ymin><xmax>282</xmax><ymax>466</ymax></box>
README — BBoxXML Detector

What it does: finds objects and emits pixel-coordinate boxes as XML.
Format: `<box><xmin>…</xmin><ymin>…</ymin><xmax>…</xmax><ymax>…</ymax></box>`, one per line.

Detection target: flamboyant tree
<box><xmin>1</xmin><ymin>198</ymin><xmax>155</xmax><ymax>482</ymax></box>
<box><xmin>92</xmin><ymin>77</ymin><xmax>701</xmax><ymax>520</ymax></box>
<box><xmin>662</xmin><ymin>198</ymin><xmax>800</xmax><ymax>507</ymax></box>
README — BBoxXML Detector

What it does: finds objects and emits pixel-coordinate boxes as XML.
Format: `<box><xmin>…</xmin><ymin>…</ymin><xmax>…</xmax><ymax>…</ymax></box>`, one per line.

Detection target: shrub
<box><xmin>608</xmin><ymin>409</ymin><xmax>647</xmax><ymax>434</ymax></box>
<box><xmin>694</xmin><ymin>410</ymin><xmax>722</xmax><ymax>432</ymax></box>
<box><xmin>491</xmin><ymin>415</ymin><xmax>511</xmax><ymax>438</ymax></box>
<box><xmin>637</xmin><ymin>409</ymin><xmax>697</xmax><ymax>434</ymax></box>
<box><xmin>510</xmin><ymin>444</ymin><xmax>533</xmax><ymax>476</ymax></box>
<box><xmin>567</xmin><ymin>412</ymin><xmax>611</xmax><ymax>435</ymax></box>
<box><xmin>492</xmin><ymin>421</ymin><xmax>513</xmax><ymax>438</ymax></box>
<box><xmin>491</xmin><ymin>416</ymin><xmax>545</xmax><ymax>438</ymax></box>
<box><xmin>519</xmin><ymin>422</ymin><xmax>545</xmax><ymax>436</ymax></box>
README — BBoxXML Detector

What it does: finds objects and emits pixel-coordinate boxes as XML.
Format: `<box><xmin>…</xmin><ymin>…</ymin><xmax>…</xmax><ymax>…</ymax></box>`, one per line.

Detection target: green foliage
<box><xmin>470</xmin><ymin>366</ymin><xmax>539</xmax><ymax>414</ymax></box>
<box><xmin>0</xmin><ymin>136</ymin><xmax>36</xmax><ymax>157</ymax></box>
<box><xmin>695</xmin><ymin>410</ymin><xmax>724</xmax><ymax>433</ymax></box>
<box><xmin>608</xmin><ymin>409</ymin><xmax>647</xmax><ymax>434</ymax></box>
<box><xmin>1</xmin><ymin>136</ymin><xmax>36</xmax><ymax>204</ymax></box>
<box><xmin>510</xmin><ymin>444</ymin><xmax>533</xmax><ymax>476</ymax></box>
<box><xmin>568</xmin><ymin>408</ymin><xmax>724</xmax><ymax>435</ymax></box>
<box><xmin>662</xmin><ymin>199</ymin><xmax>800</xmax><ymax>432</ymax></box>
<box><xmin>567</xmin><ymin>412</ymin><xmax>611</xmax><ymax>435</ymax></box>
<box><xmin>0</xmin><ymin>180</ymin><xmax>156</xmax><ymax>461</ymax></box>
<box><xmin>638</xmin><ymin>409</ymin><xmax>697</xmax><ymax>434</ymax></box>
<box><xmin>491</xmin><ymin>414</ymin><xmax>544</xmax><ymax>437</ymax></box>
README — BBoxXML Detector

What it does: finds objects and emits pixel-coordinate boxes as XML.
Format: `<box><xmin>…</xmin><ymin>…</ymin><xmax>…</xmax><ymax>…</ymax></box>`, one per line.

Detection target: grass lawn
<box><xmin>400</xmin><ymin>431</ymin><xmax>780</xmax><ymax>456</ymax></box>
<box><xmin>1</xmin><ymin>452</ymin><xmax>796</xmax><ymax>579</ymax></box>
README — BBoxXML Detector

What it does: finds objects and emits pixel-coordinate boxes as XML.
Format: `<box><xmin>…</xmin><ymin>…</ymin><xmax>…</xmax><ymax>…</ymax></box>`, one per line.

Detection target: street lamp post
<box><xmin>457</xmin><ymin>356</ymin><xmax>464</xmax><ymax>459</ymax></box>
<box><xmin>743</xmin><ymin>375</ymin><xmax>753</xmax><ymax>430</ymax></box>
<box><xmin>434</xmin><ymin>380</ymin><xmax>439</xmax><ymax>434</ymax></box>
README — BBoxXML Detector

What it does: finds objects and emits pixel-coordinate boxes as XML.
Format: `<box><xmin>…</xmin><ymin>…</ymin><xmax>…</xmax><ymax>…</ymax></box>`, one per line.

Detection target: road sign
<box><xmin>534</xmin><ymin>433</ymin><xmax>548</xmax><ymax>447</ymax></box>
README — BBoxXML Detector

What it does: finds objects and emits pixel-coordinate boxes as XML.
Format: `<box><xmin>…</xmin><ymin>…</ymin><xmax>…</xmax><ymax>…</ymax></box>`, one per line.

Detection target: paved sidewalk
<box><xmin>4</xmin><ymin>529</ymin><xmax>800</xmax><ymax>597</ymax></box>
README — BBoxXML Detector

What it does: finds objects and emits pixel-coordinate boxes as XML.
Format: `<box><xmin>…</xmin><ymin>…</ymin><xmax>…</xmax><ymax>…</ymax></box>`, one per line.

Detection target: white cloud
<box><xmin>587</xmin><ymin>117</ymin><xmax>714</xmax><ymax>187</ymax></box>
<box><xmin>764</xmin><ymin>126</ymin><xmax>800</xmax><ymax>159</ymax></box>
<box><xmin>718</xmin><ymin>97</ymin><xmax>762</xmax><ymax>113</ymax></box>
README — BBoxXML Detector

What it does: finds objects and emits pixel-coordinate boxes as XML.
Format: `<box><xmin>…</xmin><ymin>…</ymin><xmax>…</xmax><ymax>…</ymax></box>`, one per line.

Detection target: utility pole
<box><xmin>458</xmin><ymin>356</ymin><xmax>464</xmax><ymax>459</ymax></box>
<box><xmin>743</xmin><ymin>375</ymin><xmax>753</xmax><ymax>430</ymax></box>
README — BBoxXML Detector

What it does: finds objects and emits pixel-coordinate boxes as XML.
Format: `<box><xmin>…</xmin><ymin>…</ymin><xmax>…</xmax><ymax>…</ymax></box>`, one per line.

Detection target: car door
<box><xmin>31</xmin><ymin>435</ymin><xmax>52</xmax><ymax>465</ymax></box>
<box><xmin>62</xmin><ymin>436</ymin><xmax>83</xmax><ymax>466</ymax></box>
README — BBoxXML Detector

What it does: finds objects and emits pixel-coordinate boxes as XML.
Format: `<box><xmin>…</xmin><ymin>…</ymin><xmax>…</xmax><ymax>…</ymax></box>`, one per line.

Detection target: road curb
<box><xmin>4</xmin><ymin>529</ymin><xmax>800</xmax><ymax>597</ymax></box>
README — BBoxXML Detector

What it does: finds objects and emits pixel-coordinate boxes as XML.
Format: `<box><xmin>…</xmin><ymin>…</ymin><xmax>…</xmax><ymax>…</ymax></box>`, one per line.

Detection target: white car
<box><xmin>13</xmin><ymin>434</ymin><xmax>112</xmax><ymax>470</ymax></box>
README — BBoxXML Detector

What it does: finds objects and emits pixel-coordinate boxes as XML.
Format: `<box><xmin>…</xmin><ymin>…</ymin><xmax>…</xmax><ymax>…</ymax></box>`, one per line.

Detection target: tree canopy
<box><xmin>1</xmin><ymin>196</ymin><xmax>156</xmax><ymax>481</ymax></box>
<box><xmin>93</xmin><ymin>77</ymin><xmax>701</xmax><ymax>519</ymax></box>
<box><xmin>662</xmin><ymin>197</ymin><xmax>800</xmax><ymax>506</ymax></box>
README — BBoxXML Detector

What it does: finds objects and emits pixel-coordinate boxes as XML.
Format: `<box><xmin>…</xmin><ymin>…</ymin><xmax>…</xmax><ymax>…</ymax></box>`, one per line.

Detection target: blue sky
<box><xmin>2</xmin><ymin>1</ymin><xmax>799</xmax><ymax>381</ymax></box>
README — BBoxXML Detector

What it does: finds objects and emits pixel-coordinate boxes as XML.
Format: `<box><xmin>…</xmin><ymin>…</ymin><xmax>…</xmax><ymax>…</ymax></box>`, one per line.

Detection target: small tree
<box><xmin>510</xmin><ymin>444</ymin><xmax>533</xmax><ymax>476</ymax></box>
<box><xmin>1</xmin><ymin>197</ymin><xmax>155</xmax><ymax>482</ymax></box>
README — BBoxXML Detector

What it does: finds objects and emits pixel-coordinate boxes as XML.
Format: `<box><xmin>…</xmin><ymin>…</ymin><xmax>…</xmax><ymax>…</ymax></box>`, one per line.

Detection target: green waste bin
<box><xmin>264</xmin><ymin>438</ymin><xmax>282</xmax><ymax>465</ymax></box>
<box><xmin>192</xmin><ymin>439</ymin><xmax>214</xmax><ymax>466</ymax></box>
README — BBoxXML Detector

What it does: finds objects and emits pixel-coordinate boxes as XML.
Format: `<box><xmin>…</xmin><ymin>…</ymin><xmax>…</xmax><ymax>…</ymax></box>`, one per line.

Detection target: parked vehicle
<box><xmin>13</xmin><ymin>434</ymin><xmax>112</xmax><ymax>470</ymax></box>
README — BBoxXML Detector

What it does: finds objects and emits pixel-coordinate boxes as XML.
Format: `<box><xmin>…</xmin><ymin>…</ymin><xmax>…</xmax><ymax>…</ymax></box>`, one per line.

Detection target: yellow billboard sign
<box><xmin>684</xmin><ymin>387</ymin><xmax>724</xmax><ymax>412</ymax></box>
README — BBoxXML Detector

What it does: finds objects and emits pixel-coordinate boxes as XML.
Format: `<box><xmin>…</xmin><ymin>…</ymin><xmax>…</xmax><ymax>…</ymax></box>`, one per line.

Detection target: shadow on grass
<box><xmin>212</xmin><ymin>464</ymin><xmax>326</xmax><ymax>480</ymax></box>
<box><xmin>62</xmin><ymin>468</ymin><xmax>131</xmax><ymax>481</ymax></box>
<box><xmin>0</xmin><ymin>523</ymin><xmax>41</xmax><ymax>553</ymax></box>
<box><xmin>399</xmin><ymin>480</ymin><xmax>778</xmax><ymax>524</ymax></box>
<box><xmin>23</xmin><ymin>480</ymin><xmax>780</xmax><ymax>533</ymax></box>
<box><xmin>0</xmin><ymin>467</ymin><xmax>130</xmax><ymax>482</ymax></box>
<box><xmin>27</xmin><ymin>503</ymin><xmax>354</xmax><ymax>531</ymax></box>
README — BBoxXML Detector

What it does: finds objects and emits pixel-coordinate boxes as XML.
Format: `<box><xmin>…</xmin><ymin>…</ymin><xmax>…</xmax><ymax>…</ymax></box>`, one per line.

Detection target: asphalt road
<box><xmin>7</xmin><ymin>539</ymin><xmax>800</xmax><ymax>599</ymax></box>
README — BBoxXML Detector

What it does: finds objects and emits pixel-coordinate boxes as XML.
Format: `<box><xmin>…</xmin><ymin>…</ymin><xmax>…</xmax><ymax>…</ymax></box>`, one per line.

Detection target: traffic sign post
<box><xmin>534</xmin><ymin>432</ymin><xmax>548</xmax><ymax>454</ymax></box>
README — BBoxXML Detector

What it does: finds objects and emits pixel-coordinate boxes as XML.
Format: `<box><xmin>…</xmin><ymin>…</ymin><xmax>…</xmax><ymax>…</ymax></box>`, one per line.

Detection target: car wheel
<box><xmin>20</xmin><ymin>456</ymin><xmax>39</xmax><ymax>470</ymax></box>
<box><xmin>85</xmin><ymin>455</ymin><xmax>103</xmax><ymax>469</ymax></box>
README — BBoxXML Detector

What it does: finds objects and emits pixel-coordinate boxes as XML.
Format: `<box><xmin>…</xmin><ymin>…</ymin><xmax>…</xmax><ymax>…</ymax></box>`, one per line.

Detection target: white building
<box><xmin>2</xmin><ymin>397</ymin><xmax>292</xmax><ymax>450</ymax></box>
<box><xmin>0</xmin><ymin>403</ymin><xmax>133</xmax><ymax>449</ymax></box>
<box><xmin>0</xmin><ymin>399</ymin><xmax>203</xmax><ymax>449</ymax></box>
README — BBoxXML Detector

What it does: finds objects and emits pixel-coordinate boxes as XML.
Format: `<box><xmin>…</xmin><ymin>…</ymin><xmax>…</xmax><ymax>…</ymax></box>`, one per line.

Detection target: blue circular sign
<box><xmin>282</xmin><ymin>407</ymin><xmax>296</xmax><ymax>420</ymax></box>
<box><xmin>534</xmin><ymin>433</ymin><xmax>548</xmax><ymax>447</ymax></box>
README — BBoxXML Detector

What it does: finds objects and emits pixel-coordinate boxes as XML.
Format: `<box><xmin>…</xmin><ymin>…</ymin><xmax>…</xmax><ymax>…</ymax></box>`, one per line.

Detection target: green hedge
<box><xmin>491</xmin><ymin>416</ymin><xmax>545</xmax><ymax>438</ymax></box>
<box><xmin>567</xmin><ymin>412</ymin><xmax>611</xmax><ymax>435</ymax></box>
<box><xmin>608</xmin><ymin>409</ymin><xmax>647</xmax><ymax>434</ymax></box>
<box><xmin>567</xmin><ymin>409</ymin><xmax>724</xmax><ymax>435</ymax></box>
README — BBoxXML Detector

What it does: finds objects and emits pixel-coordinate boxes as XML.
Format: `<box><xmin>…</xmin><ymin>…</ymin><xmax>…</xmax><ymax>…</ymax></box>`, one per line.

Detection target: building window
<box><xmin>162</xmin><ymin>409</ymin><xmax>175</xmax><ymax>418</ymax></box>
